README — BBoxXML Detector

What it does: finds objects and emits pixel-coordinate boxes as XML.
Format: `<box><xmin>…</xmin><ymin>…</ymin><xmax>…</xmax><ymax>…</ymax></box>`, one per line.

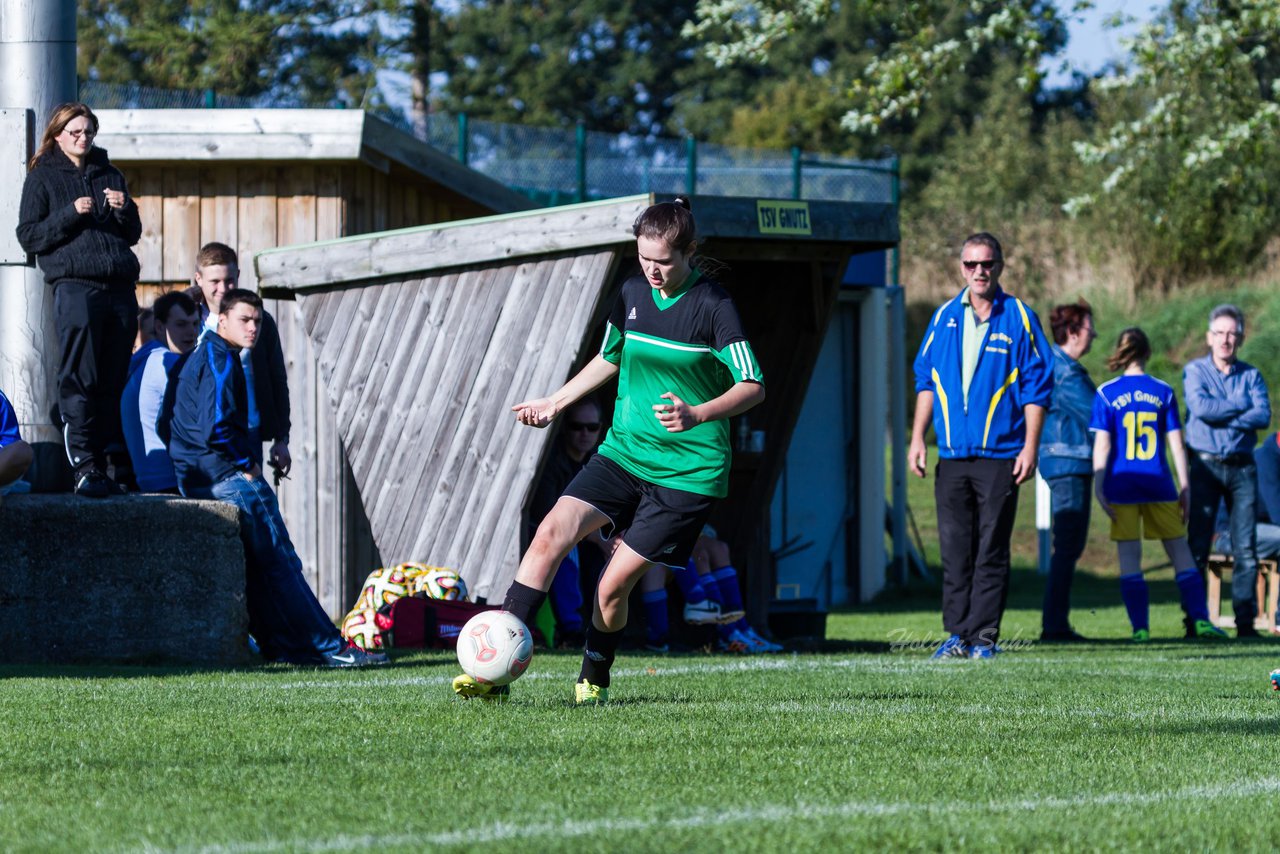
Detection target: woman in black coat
<box><xmin>17</xmin><ymin>102</ymin><xmax>142</xmax><ymax>497</ymax></box>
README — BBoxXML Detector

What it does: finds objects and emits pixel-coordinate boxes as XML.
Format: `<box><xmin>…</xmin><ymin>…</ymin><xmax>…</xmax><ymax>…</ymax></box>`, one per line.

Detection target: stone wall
<box><xmin>0</xmin><ymin>494</ymin><xmax>253</xmax><ymax>666</ymax></box>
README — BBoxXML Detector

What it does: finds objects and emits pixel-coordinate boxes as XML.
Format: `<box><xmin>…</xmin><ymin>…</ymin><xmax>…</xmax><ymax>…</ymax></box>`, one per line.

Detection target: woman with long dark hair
<box><xmin>17</xmin><ymin>102</ymin><xmax>142</xmax><ymax>496</ymax></box>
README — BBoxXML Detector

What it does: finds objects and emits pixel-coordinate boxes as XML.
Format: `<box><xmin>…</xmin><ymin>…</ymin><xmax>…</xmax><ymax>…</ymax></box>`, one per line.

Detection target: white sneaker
<box><xmin>683</xmin><ymin>599</ymin><xmax>723</xmax><ymax>625</ymax></box>
<box><xmin>741</xmin><ymin>626</ymin><xmax>783</xmax><ymax>653</ymax></box>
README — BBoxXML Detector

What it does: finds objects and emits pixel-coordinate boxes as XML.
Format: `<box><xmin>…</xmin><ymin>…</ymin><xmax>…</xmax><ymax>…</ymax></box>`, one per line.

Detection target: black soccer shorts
<box><xmin>563</xmin><ymin>454</ymin><xmax>715</xmax><ymax>569</ymax></box>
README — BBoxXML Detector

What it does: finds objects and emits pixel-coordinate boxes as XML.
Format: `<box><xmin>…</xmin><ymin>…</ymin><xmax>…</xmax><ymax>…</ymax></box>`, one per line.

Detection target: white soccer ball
<box><xmin>413</xmin><ymin>567</ymin><xmax>468</xmax><ymax>601</ymax></box>
<box><xmin>456</xmin><ymin>610</ymin><xmax>534</xmax><ymax>686</ymax></box>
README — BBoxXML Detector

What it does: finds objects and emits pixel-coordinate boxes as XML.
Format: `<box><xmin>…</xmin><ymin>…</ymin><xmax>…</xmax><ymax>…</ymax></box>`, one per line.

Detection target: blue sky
<box><xmin>1043</xmin><ymin>0</ymin><xmax>1160</xmax><ymax>86</ymax></box>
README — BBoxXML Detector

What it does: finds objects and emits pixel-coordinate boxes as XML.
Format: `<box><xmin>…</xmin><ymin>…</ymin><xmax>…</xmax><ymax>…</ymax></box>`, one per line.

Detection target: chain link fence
<box><xmin>82</xmin><ymin>81</ymin><xmax>896</xmax><ymax>205</ymax></box>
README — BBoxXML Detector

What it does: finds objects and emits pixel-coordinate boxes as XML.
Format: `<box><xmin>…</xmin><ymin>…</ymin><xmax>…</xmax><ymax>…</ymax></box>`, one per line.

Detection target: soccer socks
<box><xmin>1119</xmin><ymin>572</ymin><xmax>1150</xmax><ymax>632</ymax></box>
<box><xmin>502</xmin><ymin>581</ymin><xmax>547</xmax><ymax>627</ymax></box>
<box><xmin>579</xmin><ymin>623</ymin><xmax>623</xmax><ymax>688</ymax></box>
<box><xmin>1175</xmin><ymin>568</ymin><xmax>1210</xmax><ymax>622</ymax></box>
<box><xmin>671</xmin><ymin>561</ymin><xmax>710</xmax><ymax>603</ymax></box>
<box><xmin>548</xmin><ymin>550</ymin><xmax>585</xmax><ymax>633</ymax></box>
<box><xmin>710</xmin><ymin>565</ymin><xmax>745</xmax><ymax>613</ymax></box>
<box><xmin>642</xmin><ymin>588</ymin><xmax>669</xmax><ymax>645</ymax></box>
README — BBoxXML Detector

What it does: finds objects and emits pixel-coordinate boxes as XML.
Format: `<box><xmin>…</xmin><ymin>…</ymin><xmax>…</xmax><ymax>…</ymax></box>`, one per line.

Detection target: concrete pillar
<box><xmin>0</xmin><ymin>0</ymin><xmax>77</xmax><ymax>491</ymax></box>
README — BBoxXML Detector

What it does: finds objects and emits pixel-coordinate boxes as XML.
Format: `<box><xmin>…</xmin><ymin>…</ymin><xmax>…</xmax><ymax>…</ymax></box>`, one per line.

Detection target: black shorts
<box><xmin>563</xmin><ymin>454</ymin><xmax>715</xmax><ymax>569</ymax></box>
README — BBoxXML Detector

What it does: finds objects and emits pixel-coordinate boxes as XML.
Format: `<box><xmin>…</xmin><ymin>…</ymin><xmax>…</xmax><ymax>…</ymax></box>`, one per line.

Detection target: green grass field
<box><xmin>7</xmin><ymin>286</ymin><xmax>1279</xmax><ymax>851</ymax></box>
<box><xmin>4</xmin><ymin>574</ymin><xmax>1279</xmax><ymax>852</ymax></box>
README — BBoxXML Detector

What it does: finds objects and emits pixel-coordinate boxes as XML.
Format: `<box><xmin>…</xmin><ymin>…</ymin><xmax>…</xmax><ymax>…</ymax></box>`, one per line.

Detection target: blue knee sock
<box><xmin>1175</xmin><ymin>568</ymin><xmax>1209</xmax><ymax>622</ymax></box>
<box><xmin>642</xmin><ymin>589</ymin><xmax>669</xmax><ymax>644</ymax></box>
<box><xmin>1119</xmin><ymin>573</ymin><xmax>1149</xmax><ymax>631</ymax></box>
<box><xmin>548</xmin><ymin>549</ymin><xmax>584</xmax><ymax>633</ymax></box>
<box><xmin>710</xmin><ymin>566</ymin><xmax>745</xmax><ymax>612</ymax></box>
<box><xmin>672</xmin><ymin>561</ymin><xmax>709</xmax><ymax>603</ymax></box>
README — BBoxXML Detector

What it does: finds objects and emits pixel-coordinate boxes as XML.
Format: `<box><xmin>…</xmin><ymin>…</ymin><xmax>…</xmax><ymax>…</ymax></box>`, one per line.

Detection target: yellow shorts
<box><xmin>1110</xmin><ymin>501</ymin><xmax>1186</xmax><ymax>541</ymax></box>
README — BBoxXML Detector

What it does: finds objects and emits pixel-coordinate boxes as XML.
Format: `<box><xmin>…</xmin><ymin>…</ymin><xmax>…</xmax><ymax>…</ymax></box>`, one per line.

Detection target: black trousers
<box><xmin>54</xmin><ymin>281</ymin><xmax>138</xmax><ymax>474</ymax></box>
<box><xmin>936</xmin><ymin>457</ymin><xmax>1020</xmax><ymax>646</ymax></box>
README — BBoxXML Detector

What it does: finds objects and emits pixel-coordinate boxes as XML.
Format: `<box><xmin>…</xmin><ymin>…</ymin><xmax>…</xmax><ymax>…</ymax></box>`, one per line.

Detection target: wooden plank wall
<box><xmin>294</xmin><ymin>250</ymin><xmax>620</xmax><ymax>602</ymax></box>
<box><xmin>119</xmin><ymin>161</ymin><xmax>472</xmax><ymax>616</ymax></box>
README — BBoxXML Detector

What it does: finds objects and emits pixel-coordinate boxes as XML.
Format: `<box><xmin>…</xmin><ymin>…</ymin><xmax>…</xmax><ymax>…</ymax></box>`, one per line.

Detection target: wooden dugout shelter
<box><xmin>94</xmin><ymin>109</ymin><xmax>534</xmax><ymax>616</ymax></box>
<box><xmin>255</xmin><ymin>194</ymin><xmax>897</xmax><ymax>618</ymax></box>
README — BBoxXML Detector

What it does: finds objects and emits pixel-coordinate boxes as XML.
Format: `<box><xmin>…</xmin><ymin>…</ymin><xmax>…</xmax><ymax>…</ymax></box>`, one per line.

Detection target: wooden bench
<box><xmin>1205</xmin><ymin>553</ymin><xmax>1280</xmax><ymax>631</ymax></box>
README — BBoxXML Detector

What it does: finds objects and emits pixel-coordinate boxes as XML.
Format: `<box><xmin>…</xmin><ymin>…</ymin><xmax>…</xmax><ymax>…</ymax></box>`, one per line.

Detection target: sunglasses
<box><xmin>962</xmin><ymin>260</ymin><xmax>999</xmax><ymax>271</ymax></box>
<box><xmin>567</xmin><ymin>421</ymin><xmax>600</xmax><ymax>432</ymax></box>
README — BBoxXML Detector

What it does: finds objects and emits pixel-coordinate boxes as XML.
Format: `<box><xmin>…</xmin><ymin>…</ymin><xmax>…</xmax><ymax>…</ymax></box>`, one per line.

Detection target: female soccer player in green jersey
<box><xmin>453</xmin><ymin>196</ymin><xmax>766</xmax><ymax>704</ymax></box>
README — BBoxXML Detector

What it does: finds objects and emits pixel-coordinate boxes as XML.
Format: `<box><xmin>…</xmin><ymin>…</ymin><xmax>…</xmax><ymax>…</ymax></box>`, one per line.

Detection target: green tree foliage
<box><xmin>78</xmin><ymin>1</ymin><xmax>400</xmax><ymax>107</ymax></box>
<box><xmin>685</xmin><ymin>1</ymin><xmax>1069</xmax><ymax>195</ymax></box>
<box><xmin>430</xmin><ymin>0</ymin><xmax>699</xmax><ymax>137</ymax></box>
<box><xmin>905</xmin><ymin>62</ymin><xmax>1091</xmax><ymax>299</ymax></box>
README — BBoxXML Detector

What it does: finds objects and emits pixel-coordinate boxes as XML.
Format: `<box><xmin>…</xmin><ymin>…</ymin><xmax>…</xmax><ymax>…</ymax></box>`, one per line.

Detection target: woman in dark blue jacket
<box><xmin>1039</xmin><ymin>300</ymin><xmax>1098</xmax><ymax>641</ymax></box>
<box><xmin>17</xmin><ymin>103</ymin><xmax>142</xmax><ymax>497</ymax></box>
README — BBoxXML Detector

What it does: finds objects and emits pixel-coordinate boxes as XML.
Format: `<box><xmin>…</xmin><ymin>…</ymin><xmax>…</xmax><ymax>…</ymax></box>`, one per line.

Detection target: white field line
<box><xmin>247</xmin><ymin>650</ymin><xmax>1239</xmax><ymax>691</ymax></box>
<box><xmin>166</xmin><ymin>777</ymin><xmax>1280</xmax><ymax>854</ymax></box>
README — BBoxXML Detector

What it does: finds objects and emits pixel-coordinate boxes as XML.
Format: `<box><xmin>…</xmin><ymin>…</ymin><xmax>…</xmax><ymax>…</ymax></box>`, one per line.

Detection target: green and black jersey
<box><xmin>596</xmin><ymin>269</ymin><xmax>764</xmax><ymax>498</ymax></box>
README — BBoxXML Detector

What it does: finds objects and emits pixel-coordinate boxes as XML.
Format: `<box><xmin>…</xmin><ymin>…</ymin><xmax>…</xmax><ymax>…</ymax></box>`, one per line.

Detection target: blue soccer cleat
<box><xmin>931</xmin><ymin>635</ymin><xmax>969</xmax><ymax>660</ymax></box>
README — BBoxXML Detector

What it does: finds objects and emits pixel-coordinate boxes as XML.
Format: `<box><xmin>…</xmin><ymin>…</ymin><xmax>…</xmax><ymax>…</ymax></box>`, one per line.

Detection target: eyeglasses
<box><xmin>567</xmin><ymin>421</ymin><xmax>600</xmax><ymax>432</ymax></box>
<box><xmin>64</xmin><ymin>128</ymin><xmax>95</xmax><ymax>139</ymax></box>
<box><xmin>1209</xmin><ymin>330</ymin><xmax>1243</xmax><ymax>340</ymax></box>
<box><xmin>962</xmin><ymin>260</ymin><xmax>1000</xmax><ymax>271</ymax></box>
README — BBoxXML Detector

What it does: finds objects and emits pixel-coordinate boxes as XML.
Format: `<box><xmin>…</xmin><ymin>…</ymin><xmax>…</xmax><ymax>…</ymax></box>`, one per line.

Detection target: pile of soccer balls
<box><xmin>340</xmin><ymin>562</ymin><xmax>468</xmax><ymax>651</ymax></box>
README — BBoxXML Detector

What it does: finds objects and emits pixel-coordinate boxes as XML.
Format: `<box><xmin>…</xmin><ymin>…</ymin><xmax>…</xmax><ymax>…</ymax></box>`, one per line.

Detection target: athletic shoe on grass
<box><xmin>1270</xmin><ymin>669</ymin><xmax>1280</xmax><ymax>692</ymax></box>
<box><xmin>324</xmin><ymin>642</ymin><xmax>388</xmax><ymax>668</ymax></box>
<box><xmin>716</xmin><ymin>631</ymin><xmax>750</xmax><ymax>654</ymax></box>
<box><xmin>683</xmin><ymin>599</ymin><xmax>723</xmax><ymax>625</ymax></box>
<box><xmin>1195</xmin><ymin>620</ymin><xmax>1228</xmax><ymax>639</ymax></box>
<box><xmin>1132</xmin><ymin>628</ymin><xmax>1150</xmax><ymax>643</ymax></box>
<box><xmin>969</xmin><ymin>645</ymin><xmax>997</xmax><ymax>660</ymax></box>
<box><xmin>741</xmin><ymin>626</ymin><xmax>783</xmax><ymax>653</ymax></box>
<box><xmin>574</xmin><ymin>679</ymin><xmax>607</xmax><ymax>705</ymax></box>
<box><xmin>452</xmin><ymin>673</ymin><xmax>510</xmax><ymax>702</ymax></box>
<box><xmin>931</xmin><ymin>635</ymin><xmax>969</xmax><ymax>660</ymax></box>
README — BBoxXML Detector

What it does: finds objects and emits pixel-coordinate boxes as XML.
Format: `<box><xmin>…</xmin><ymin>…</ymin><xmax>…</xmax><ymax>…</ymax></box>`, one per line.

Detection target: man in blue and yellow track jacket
<box><xmin>909</xmin><ymin>233</ymin><xmax>1053</xmax><ymax>659</ymax></box>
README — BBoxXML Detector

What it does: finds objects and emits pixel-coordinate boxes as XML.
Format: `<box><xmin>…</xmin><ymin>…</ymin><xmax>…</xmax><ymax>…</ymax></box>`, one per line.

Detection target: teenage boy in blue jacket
<box><xmin>910</xmin><ymin>233</ymin><xmax>1054</xmax><ymax>659</ymax></box>
<box><xmin>168</xmin><ymin>289</ymin><xmax>385</xmax><ymax>668</ymax></box>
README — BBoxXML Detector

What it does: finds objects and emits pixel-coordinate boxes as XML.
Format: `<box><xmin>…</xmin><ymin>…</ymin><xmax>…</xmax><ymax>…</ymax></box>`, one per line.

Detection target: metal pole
<box><xmin>791</xmin><ymin>146</ymin><xmax>801</xmax><ymax>199</ymax></box>
<box><xmin>887</xmin><ymin>155</ymin><xmax>906</xmax><ymax>584</ymax></box>
<box><xmin>575</xmin><ymin>120</ymin><xmax>586</xmax><ymax>203</ymax></box>
<box><xmin>890</xmin><ymin>156</ymin><xmax>901</xmax><ymax>285</ymax></box>
<box><xmin>888</xmin><ymin>285</ymin><xmax>908</xmax><ymax>586</ymax></box>
<box><xmin>0</xmin><ymin>0</ymin><xmax>77</xmax><ymax>491</ymax></box>
<box><xmin>685</xmin><ymin>136</ymin><xmax>697</xmax><ymax>195</ymax></box>
<box><xmin>457</xmin><ymin>112</ymin><xmax>468</xmax><ymax>165</ymax></box>
<box><xmin>1036</xmin><ymin>472</ymin><xmax>1052</xmax><ymax>575</ymax></box>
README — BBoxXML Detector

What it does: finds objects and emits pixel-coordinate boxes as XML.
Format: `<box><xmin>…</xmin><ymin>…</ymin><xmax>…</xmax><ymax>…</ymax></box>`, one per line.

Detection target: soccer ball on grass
<box><xmin>456</xmin><ymin>610</ymin><xmax>534</xmax><ymax>686</ymax></box>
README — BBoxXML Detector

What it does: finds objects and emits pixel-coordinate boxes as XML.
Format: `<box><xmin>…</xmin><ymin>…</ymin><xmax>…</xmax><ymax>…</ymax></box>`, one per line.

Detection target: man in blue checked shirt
<box><xmin>910</xmin><ymin>233</ymin><xmax>1053</xmax><ymax>660</ymax></box>
<box><xmin>1184</xmin><ymin>304</ymin><xmax>1271</xmax><ymax>637</ymax></box>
